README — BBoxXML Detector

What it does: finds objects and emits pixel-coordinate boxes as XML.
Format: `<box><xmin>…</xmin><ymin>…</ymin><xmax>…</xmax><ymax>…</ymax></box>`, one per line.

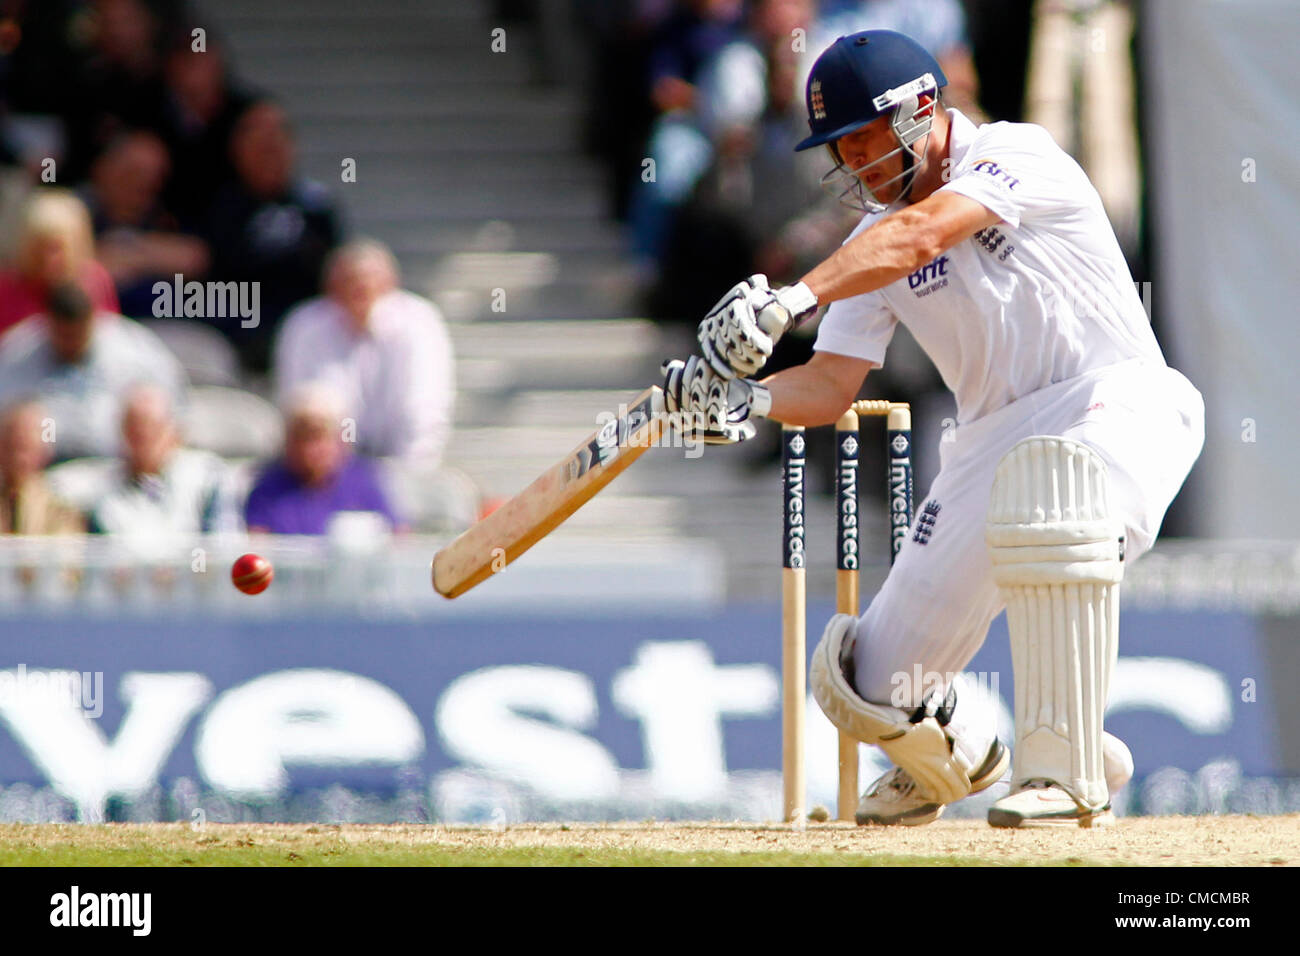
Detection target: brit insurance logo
<box><xmin>969</xmin><ymin>157</ymin><xmax>1021</xmax><ymax>190</ymax></box>
<box><xmin>810</xmin><ymin>79</ymin><xmax>826</xmax><ymax>120</ymax></box>
<box><xmin>907</xmin><ymin>255</ymin><xmax>949</xmax><ymax>298</ymax></box>
<box><xmin>840</xmin><ymin>434</ymin><xmax>858</xmax><ymax>456</ymax></box>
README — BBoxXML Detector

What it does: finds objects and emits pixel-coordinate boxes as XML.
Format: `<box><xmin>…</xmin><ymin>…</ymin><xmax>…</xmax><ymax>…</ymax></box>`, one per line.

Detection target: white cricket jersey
<box><xmin>814</xmin><ymin>108</ymin><xmax>1165</xmax><ymax>423</ymax></box>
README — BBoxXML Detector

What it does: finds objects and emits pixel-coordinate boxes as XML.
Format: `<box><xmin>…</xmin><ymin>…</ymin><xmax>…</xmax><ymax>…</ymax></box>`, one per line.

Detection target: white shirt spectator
<box><xmin>0</xmin><ymin>312</ymin><xmax>188</xmax><ymax>461</ymax></box>
<box><xmin>273</xmin><ymin>289</ymin><xmax>454</xmax><ymax>466</ymax></box>
<box><xmin>90</xmin><ymin>447</ymin><xmax>244</xmax><ymax>538</ymax></box>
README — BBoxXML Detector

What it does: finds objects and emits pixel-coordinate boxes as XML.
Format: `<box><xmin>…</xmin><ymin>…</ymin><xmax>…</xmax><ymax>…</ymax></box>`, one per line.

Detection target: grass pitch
<box><xmin>1</xmin><ymin>816</ymin><xmax>1296</xmax><ymax>866</ymax></box>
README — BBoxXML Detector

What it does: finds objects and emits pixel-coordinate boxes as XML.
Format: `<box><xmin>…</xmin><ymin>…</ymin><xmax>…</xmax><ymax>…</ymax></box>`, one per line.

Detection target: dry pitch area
<box><xmin>1</xmin><ymin>815</ymin><xmax>1296</xmax><ymax>866</ymax></box>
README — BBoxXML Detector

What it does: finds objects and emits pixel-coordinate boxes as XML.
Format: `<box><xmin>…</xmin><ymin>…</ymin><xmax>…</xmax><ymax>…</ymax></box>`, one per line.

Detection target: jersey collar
<box><xmin>945</xmin><ymin>108</ymin><xmax>979</xmax><ymax>169</ymax></box>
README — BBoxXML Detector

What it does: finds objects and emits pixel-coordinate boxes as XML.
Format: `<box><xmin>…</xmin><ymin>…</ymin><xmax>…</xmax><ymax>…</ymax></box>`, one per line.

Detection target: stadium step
<box><xmin>206</xmin><ymin>0</ymin><xmax>788</xmax><ymax>593</ymax></box>
<box><xmin>292</xmin><ymin>156</ymin><xmax>605</xmax><ymax>191</ymax></box>
<box><xmin>375</xmin><ymin>219</ymin><xmax>626</xmax><ymax>257</ymax></box>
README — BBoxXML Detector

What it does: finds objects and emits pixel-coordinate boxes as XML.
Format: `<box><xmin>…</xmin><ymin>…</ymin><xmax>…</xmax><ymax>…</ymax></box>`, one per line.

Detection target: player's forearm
<box><xmin>799</xmin><ymin>193</ymin><xmax>1001</xmax><ymax>304</ymax></box>
<box><xmin>800</xmin><ymin>207</ymin><xmax>943</xmax><ymax>304</ymax></box>
<box><xmin>761</xmin><ymin>352</ymin><xmax>873</xmax><ymax>427</ymax></box>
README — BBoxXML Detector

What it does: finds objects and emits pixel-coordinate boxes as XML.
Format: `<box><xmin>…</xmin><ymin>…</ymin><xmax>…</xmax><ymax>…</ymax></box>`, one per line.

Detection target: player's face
<box><xmin>832</xmin><ymin>116</ymin><xmax>908</xmax><ymax>206</ymax></box>
<box><xmin>328</xmin><ymin>255</ymin><xmax>395</xmax><ymax>328</ymax></box>
<box><xmin>232</xmin><ymin>104</ymin><xmax>294</xmax><ymax>198</ymax></box>
<box><xmin>286</xmin><ymin>416</ymin><xmax>343</xmax><ymax>487</ymax></box>
<box><xmin>122</xmin><ymin>392</ymin><xmax>176</xmax><ymax>477</ymax></box>
<box><xmin>47</xmin><ymin>315</ymin><xmax>94</xmax><ymax>364</ymax></box>
<box><xmin>25</xmin><ymin>234</ymin><xmax>75</xmax><ymax>284</ymax></box>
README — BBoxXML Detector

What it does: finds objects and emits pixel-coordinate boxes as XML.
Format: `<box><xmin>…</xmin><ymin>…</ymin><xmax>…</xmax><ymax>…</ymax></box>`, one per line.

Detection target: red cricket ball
<box><xmin>231</xmin><ymin>553</ymin><xmax>273</xmax><ymax>595</ymax></box>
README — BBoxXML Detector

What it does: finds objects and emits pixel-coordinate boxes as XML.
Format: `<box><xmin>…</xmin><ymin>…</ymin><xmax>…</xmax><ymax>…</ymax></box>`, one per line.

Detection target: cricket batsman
<box><xmin>661</xmin><ymin>30</ymin><xmax>1204</xmax><ymax>827</ymax></box>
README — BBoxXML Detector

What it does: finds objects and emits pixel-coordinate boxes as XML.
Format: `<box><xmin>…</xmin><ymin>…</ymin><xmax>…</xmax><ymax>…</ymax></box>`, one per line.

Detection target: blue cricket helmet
<box><xmin>795</xmin><ymin>30</ymin><xmax>948</xmax><ymax>152</ymax></box>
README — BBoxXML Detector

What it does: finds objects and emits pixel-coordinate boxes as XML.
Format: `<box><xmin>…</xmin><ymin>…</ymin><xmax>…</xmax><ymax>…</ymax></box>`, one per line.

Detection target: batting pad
<box><xmin>811</xmin><ymin>614</ymin><xmax>975</xmax><ymax>805</ymax></box>
<box><xmin>986</xmin><ymin>436</ymin><xmax>1124</xmax><ymax>811</ymax></box>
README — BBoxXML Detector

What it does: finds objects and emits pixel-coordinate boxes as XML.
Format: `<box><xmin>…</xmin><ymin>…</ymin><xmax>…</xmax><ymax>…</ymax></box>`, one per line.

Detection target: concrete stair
<box><xmin>201</xmin><ymin>0</ymin><xmax>822</xmax><ymax>600</ymax></box>
<box><xmin>208</xmin><ymin>0</ymin><xmax>615</xmax><ymax>295</ymax></box>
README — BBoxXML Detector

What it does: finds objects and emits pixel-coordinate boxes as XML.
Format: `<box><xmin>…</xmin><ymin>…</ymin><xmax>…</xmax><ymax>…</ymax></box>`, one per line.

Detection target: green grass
<box><xmin>0</xmin><ymin>824</ymin><xmax>1111</xmax><ymax>867</ymax></box>
<box><xmin>0</xmin><ymin>844</ymin><xmax>1103</xmax><ymax>867</ymax></box>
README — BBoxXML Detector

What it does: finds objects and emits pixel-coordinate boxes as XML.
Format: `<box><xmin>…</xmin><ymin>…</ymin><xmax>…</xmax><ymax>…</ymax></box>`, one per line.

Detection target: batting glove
<box><xmin>697</xmin><ymin>274</ymin><xmax>818</xmax><ymax>380</ymax></box>
<box><xmin>661</xmin><ymin>356</ymin><xmax>772</xmax><ymax>445</ymax></box>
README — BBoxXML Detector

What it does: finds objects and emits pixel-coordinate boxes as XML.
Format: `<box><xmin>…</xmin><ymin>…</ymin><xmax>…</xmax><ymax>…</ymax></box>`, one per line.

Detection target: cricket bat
<box><xmin>432</xmin><ymin>386</ymin><xmax>666</xmax><ymax>598</ymax></box>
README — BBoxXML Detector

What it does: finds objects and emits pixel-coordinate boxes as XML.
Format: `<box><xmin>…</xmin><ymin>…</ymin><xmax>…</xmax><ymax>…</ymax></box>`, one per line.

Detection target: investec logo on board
<box><xmin>888</xmin><ymin>429</ymin><xmax>912</xmax><ymax>556</ymax></box>
<box><xmin>783</xmin><ymin>432</ymin><xmax>805</xmax><ymax>569</ymax></box>
<box><xmin>837</xmin><ymin>432</ymin><xmax>859</xmax><ymax>570</ymax></box>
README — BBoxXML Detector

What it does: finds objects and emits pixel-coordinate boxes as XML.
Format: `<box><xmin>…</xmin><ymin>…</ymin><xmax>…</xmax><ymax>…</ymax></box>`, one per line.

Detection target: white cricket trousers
<box><xmin>852</xmin><ymin>358</ymin><xmax>1205</xmax><ymax>706</ymax></box>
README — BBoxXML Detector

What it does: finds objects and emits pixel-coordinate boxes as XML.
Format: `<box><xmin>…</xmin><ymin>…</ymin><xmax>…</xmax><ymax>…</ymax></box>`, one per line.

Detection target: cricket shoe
<box><xmin>987</xmin><ymin>780</ymin><xmax>1115</xmax><ymax>829</ymax></box>
<box><xmin>856</xmin><ymin>739</ymin><xmax>1011</xmax><ymax>826</ymax></box>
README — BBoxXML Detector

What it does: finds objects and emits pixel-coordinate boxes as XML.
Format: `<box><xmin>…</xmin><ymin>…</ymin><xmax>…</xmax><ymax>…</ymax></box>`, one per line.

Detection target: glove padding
<box><xmin>661</xmin><ymin>356</ymin><xmax>770</xmax><ymax>445</ymax></box>
<box><xmin>697</xmin><ymin>275</ymin><xmax>817</xmax><ymax>380</ymax></box>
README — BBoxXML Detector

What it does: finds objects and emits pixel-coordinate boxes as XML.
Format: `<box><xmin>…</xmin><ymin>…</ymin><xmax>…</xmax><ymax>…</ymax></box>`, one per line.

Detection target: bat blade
<box><xmin>432</xmin><ymin>386</ymin><xmax>665</xmax><ymax>598</ymax></box>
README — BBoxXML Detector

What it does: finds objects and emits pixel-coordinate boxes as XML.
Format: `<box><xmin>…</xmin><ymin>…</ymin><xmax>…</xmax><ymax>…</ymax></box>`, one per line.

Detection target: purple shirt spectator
<box><xmin>244</xmin><ymin>455</ymin><xmax>399</xmax><ymax>535</ymax></box>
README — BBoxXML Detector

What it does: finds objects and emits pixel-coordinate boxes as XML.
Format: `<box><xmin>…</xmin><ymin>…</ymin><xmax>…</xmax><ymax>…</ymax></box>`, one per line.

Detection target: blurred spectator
<box><xmin>576</xmin><ymin>0</ymin><xmax>666</xmax><ymax>221</ymax></box>
<box><xmin>60</xmin><ymin>0</ymin><xmax>177</xmax><ymax>181</ymax></box>
<box><xmin>0</xmin><ymin>398</ymin><xmax>85</xmax><ymax>534</ymax></box>
<box><xmin>88</xmin><ymin>383</ymin><xmax>241</xmax><ymax>536</ymax></box>
<box><xmin>651</xmin><ymin>0</ymin><xmax>830</xmax><ymax>318</ymax></box>
<box><xmin>154</xmin><ymin>26</ymin><xmax>253</xmax><ymax>228</ymax></box>
<box><xmin>627</xmin><ymin>0</ymin><xmax>746</xmax><ymax>267</ymax></box>
<box><xmin>82</xmin><ymin>129</ymin><xmax>209</xmax><ymax>316</ymax></box>
<box><xmin>0</xmin><ymin>280</ymin><xmax>187</xmax><ymax>461</ymax></box>
<box><xmin>647</xmin><ymin>0</ymin><xmax>746</xmax><ymax>117</ymax></box>
<box><xmin>648</xmin><ymin>0</ymin><xmax>983</xmax><ymax>319</ymax></box>
<box><xmin>0</xmin><ymin>189</ymin><xmax>119</xmax><ymax>335</ymax></box>
<box><xmin>273</xmin><ymin>239</ymin><xmax>454</xmax><ymax>467</ymax></box>
<box><xmin>244</xmin><ymin>384</ymin><xmax>403</xmax><ymax>536</ymax></box>
<box><xmin>200</xmin><ymin>98</ymin><xmax>342</xmax><ymax>372</ymax></box>
<box><xmin>0</xmin><ymin>1</ymin><xmax>88</xmax><ymax>121</ymax></box>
